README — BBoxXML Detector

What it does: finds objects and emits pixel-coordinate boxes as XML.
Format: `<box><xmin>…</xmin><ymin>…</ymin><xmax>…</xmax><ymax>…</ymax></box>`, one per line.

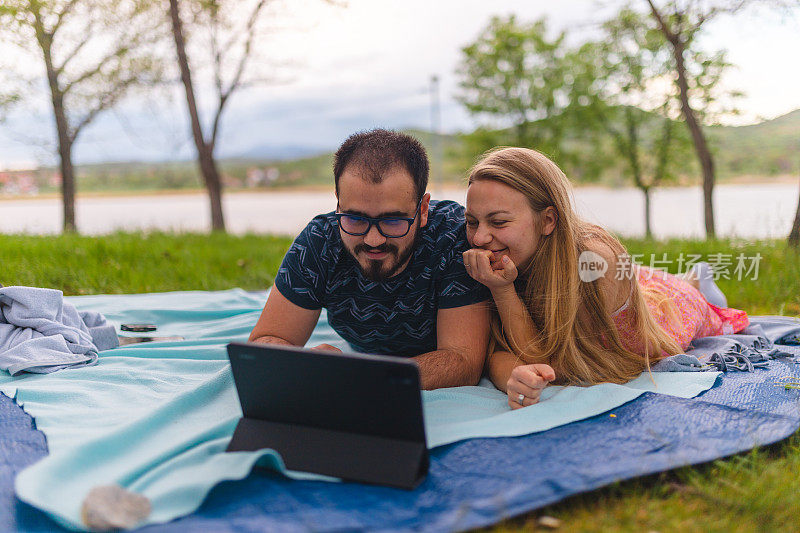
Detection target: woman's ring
<box><xmin>517</xmin><ymin>393</ymin><xmax>525</xmax><ymax>404</ymax></box>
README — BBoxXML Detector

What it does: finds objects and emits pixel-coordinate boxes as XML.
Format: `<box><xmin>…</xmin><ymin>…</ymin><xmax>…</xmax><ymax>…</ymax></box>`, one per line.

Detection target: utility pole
<box><xmin>429</xmin><ymin>75</ymin><xmax>443</xmax><ymax>198</ymax></box>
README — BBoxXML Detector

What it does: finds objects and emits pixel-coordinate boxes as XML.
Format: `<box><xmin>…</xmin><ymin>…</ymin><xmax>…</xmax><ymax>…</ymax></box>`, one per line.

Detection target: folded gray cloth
<box><xmin>652</xmin><ymin>316</ymin><xmax>799</xmax><ymax>373</ymax></box>
<box><xmin>0</xmin><ymin>286</ymin><xmax>119</xmax><ymax>376</ymax></box>
<box><xmin>744</xmin><ymin>316</ymin><xmax>800</xmax><ymax>345</ymax></box>
<box><xmin>651</xmin><ymin>353</ymin><xmax>706</xmax><ymax>372</ymax></box>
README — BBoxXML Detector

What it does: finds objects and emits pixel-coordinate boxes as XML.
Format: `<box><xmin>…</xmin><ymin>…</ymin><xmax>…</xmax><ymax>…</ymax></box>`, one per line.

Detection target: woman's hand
<box><xmin>463</xmin><ymin>249</ymin><xmax>518</xmax><ymax>290</ymax></box>
<box><xmin>506</xmin><ymin>364</ymin><xmax>556</xmax><ymax>409</ymax></box>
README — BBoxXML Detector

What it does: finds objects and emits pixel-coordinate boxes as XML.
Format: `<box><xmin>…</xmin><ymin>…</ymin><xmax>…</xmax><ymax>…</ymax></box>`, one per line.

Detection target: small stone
<box><xmin>81</xmin><ymin>484</ymin><xmax>151</xmax><ymax>531</ymax></box>
<box><xmin>537</xmin><ymin>515</ymin><xmax>562</xmax><ymax>529</ymax></box>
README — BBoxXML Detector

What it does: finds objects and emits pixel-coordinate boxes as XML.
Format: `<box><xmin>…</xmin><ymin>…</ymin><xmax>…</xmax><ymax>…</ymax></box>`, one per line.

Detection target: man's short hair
<box><xmin>333</xmin><ymin>129</ymin><xmax>429</xmax><ymax>202</ymax></box>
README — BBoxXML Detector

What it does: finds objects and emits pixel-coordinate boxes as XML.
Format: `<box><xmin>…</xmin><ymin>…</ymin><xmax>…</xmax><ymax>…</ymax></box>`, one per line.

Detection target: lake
<box><xmin>0</xmin><ymin>182</ymin><xmax>797</xmax><ymax>239</ymax></box>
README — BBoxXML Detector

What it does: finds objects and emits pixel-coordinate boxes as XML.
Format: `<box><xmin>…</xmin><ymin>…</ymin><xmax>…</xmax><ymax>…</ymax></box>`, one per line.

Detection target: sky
<box><xmin>0</xmin><ymin>0</ymin><xmax>798</xmax><ymax>169</ymax></box>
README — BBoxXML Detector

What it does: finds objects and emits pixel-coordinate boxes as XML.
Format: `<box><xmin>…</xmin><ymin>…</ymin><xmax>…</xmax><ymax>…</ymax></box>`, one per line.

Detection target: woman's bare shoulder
<box><xmin>580</xmin><ymin>235</ymin><xmax>633</xmax><ymax>315</ymax></box>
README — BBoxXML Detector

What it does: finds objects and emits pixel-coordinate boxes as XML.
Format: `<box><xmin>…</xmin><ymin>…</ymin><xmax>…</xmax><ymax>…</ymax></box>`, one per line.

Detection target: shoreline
<box><xmin>0</xmin><ymin>174</ymin><xmax>797</xmax><ymax>202</ymax></box>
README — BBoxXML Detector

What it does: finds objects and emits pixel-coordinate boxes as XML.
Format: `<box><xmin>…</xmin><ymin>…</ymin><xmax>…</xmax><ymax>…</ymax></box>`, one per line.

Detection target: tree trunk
<box><xmin>58</xmin><ymin>135</ymin><xmax>76</xmax><ymax>233</ymax></box>
<box><xmin>46</xmin><ymin>64</ymin><xmax>76</xmax><ymax>232</ymax></box>
<box><xmin>671</xmin><ymin>37</ymin><xmax>716</xmax><ymax>238</ymax></box>
<box><xmin>169</xmin><ymin>0</ymin><xmax>226</xmax><ymax>232</ymax></box>
<box><xmin>51</xmin><ymin>93</ymin><xmax>76</xmax><ymax>233</ymax></box>
<box><xmin>643</xmin><ymin>186</ymin><xmax>652</xmax><ymax>239</ymax></box>
<box><xmin>37</xmin><ymin>18</ymin><xmax>77</xmax><ymax>233</ymax></box>
<box><xmin>789</xmin><ymin>171</ymin><xmax>800</xmax><ymax>248</ymax></box>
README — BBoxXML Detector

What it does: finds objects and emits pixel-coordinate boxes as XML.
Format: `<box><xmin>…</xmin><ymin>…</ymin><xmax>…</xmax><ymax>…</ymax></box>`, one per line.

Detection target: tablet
<box><xmin>226</xmin><ymin>342</ymin><xmax>428</xmax><ymax>489</ymax></box>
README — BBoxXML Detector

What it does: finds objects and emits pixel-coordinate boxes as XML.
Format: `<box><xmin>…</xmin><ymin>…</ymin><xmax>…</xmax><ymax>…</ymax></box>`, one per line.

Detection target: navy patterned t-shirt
<box><xmin>274</xmin><ymin>200</ymin><xmax>490</xmax><ymax>357</ymax></box>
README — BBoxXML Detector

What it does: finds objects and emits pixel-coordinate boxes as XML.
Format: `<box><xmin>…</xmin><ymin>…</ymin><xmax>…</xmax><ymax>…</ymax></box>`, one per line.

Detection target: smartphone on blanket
<box><xmin>118</xmin><ymin>323</ymin><xmax>183</xmax><ymax>344</ymax></box>
<box><xmin>118</xmin><ymin>336</ymin><xmax>185</xmax><ymax>345</ymax></box>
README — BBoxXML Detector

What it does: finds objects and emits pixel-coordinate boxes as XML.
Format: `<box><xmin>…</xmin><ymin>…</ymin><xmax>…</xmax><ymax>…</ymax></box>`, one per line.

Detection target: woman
<box><xmin>462</xmin><ymin>147</ymin><xmax>748</xmax><ymax>409</ymax></box>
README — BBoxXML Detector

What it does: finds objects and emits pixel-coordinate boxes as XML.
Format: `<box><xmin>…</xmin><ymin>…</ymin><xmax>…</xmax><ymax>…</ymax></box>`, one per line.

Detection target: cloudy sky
<box><xmin>0</xmin><ymin>0</ymin><xmax>798</xmax><ymax>169</ymax></box>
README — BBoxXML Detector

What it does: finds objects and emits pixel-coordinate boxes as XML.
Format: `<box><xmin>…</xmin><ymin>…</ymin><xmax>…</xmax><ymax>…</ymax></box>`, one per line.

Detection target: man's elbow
<box><xmin>248</xmin><ymin>328</ymin><xmax>266</xmax><ymax>343</ymax></box>
<box><xmin>459</xmin><ymin>351</ymin><xmax>485</xmax><ymax>386</ymax></box>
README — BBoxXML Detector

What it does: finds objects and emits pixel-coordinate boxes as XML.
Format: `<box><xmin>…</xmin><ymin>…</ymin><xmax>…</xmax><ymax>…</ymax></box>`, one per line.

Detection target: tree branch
<box><xmin>645</xmin><ymin>0</ymin><xmax>678</xmax><ymax>43</ymax></box>
<box><xmin>54</xmin><ymin>20</ymin><xmax>97</xmax><ymax>75</ymax></box>
<box><xmin>51</xmin><ymin>0</ymin><xmax>81</xmax><ymax>36</ymax></box>
<box><xmin>210</xmin><ymin>7</ymin><xmax>224</xmax><ymax>98</ymax></box>
<box><xmin>209</xmin><ymin>0</ymin><xmax>267</xmax><ymax>150</ymax></box>
<box><xmin>62</xmin><ymin>46</ymin><xmax>128</xmax><ymax>94</ymax></box>
<box><xmin>70</xmin><ymin>74</ymin><xmax>140</xmax><ymax>142</ymax></box>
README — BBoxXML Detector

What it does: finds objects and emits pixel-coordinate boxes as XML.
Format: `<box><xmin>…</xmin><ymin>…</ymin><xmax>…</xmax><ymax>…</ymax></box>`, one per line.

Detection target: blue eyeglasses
<box><xmin>334</xmin><ymin>198</ymin><xmax>424</xmax><ymax>238</ymax></box>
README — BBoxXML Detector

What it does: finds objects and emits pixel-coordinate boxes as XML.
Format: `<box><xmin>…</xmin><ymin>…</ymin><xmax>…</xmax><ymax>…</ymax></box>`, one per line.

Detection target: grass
<box><xmin>622</xmin><ymin>237</ymin><xmax>800</xmax><ymax>316</ymax></box>
<box><xmin>2</xmin><ymin>231</ymin><xmax>799</xmax><ymax>531</ymax></box>
<box><xmin>0</xmin><ymin>232</ymin><xmax>292</xmax><ymax>295</ymax></box>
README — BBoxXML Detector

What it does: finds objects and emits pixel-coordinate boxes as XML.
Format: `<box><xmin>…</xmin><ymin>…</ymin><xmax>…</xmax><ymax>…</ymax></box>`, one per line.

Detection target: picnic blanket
<box><xmin>0</xmin><ymin>290</ymin><xmax>798</xmax><ymax>532</ymax></box>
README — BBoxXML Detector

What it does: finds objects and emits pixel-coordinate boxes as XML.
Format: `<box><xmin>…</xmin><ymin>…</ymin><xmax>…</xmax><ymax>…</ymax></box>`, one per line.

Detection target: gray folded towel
<box><xmin>0</xmin><ymin>286</ymin><xmax>119</xmax><ymax>376</ymax></box>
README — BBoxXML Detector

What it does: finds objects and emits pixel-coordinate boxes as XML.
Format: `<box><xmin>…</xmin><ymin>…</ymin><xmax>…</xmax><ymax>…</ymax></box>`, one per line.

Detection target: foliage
<box><xmin>0</xmin><ymin>0</ymin><xmax>165</xmax><ymax>146</ymax></box>
<box><xmin>709</xmin><ymin>109</ymin><xmax>800</xmax><ymax>177</ymax></box>
<box><xmin>456</xmin><ymin>15</ymin><xmax>571</xmax><ymax>162</ymax></box>
<box><xmin>642</xmin><ymin>0</ymin><xmax>756</xmax><ymax>238</ymax></box>
<box><xmin>569</xmin><ymin>8</ymin><xmax>694</xmax><ymax>186</ymax></box>
<box><xmin>568</xmin><ymin>8</ymin><xmax>696</xmax><ymax>234</ymax></box>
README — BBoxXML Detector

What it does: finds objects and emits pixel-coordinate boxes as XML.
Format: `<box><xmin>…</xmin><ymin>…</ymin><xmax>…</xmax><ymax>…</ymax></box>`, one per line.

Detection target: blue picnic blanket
<box><xmin>0</xmin><ymin>290</ymin><xmax>798</xmax><ymax>532</ymax></box>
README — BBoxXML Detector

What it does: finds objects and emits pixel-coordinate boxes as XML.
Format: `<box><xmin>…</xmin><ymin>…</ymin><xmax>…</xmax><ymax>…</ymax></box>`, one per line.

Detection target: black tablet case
<box><xmin>226</xmin><ymin>342</ymin><xmax>428</xmax><ymax>489</ymax></box>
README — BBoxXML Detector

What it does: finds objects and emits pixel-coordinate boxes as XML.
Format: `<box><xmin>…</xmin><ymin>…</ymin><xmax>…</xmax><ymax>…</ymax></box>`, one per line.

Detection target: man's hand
<box><xmin>463</xmin><ymin>249</ymin><xmax>518</xmax><ymax>290</ymax></box>
<box><xmin>506</xmin><ymin>364</ymin><xmax>556</xmax><ymax>409</ymax></box>
<box><xmin>309</xmin><ymin>344</ymin><xmax>342</xmax><ymax>353</ymax></box>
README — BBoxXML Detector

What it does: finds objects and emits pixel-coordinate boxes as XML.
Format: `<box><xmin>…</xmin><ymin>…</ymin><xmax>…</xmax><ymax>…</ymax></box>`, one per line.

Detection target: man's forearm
<box><xmin>248</xmin><ymin>334</ymin><xmax>295</xmax><ymax>346</ymax></box>
<box><xmin>413</xmin><ymin>349</ymin><xmax>482</xmax><ymax>390</ymax></box>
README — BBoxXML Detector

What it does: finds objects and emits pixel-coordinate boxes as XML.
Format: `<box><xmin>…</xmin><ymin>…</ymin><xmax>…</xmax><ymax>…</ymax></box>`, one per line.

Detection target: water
<box><xmin>0</xmin><ymin>183</ymin><xmax>797</xmax><ymax>239</ymax></box>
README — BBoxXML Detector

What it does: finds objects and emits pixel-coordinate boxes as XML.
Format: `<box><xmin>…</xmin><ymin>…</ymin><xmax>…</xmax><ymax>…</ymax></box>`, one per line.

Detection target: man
<box><xmin>249</xmin><ymin>129</ymin><xmax>490</xmax><ymax>389</ymax></box>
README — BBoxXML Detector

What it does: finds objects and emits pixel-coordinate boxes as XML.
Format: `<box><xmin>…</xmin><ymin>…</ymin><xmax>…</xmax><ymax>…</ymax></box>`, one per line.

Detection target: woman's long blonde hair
<box><xmin>469</xmin><ymin>147</ymin><xmax>682</xmax><ymax>385</ymax></box>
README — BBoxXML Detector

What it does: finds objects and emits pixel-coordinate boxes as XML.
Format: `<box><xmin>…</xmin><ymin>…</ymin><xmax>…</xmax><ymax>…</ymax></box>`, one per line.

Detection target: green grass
<box><xmin>621</xmin><ymin>238</ymin><xmax>800</xmax><ymax>316</ymax></box>
<box><xmin>2</xmin><ymin>232</ymin><xmax>799</xmax><ymax>531</ymax></box>
<box><xmin>0</xmin><ymin>232</ymin><xmax>293</xmax><ymax>295</ymax></box>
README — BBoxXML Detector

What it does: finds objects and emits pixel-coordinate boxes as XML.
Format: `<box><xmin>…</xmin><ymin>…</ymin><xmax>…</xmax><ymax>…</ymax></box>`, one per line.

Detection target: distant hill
<box><xmin>709</xmin><ymin>109</ymin><xmax>800</xmax><ymax>176</ymax></box>
<box><xmin>23</xmin><ymin>108</ymin><xmax>794</xmax><ymax>194</ymax></box>
<box><xmin>257</xmin><ymin>110</ymin><xmax>800</xmax><ymax>188</ymax></box>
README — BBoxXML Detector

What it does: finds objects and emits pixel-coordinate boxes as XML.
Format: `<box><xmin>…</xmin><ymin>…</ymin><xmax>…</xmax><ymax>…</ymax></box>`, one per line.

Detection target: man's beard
<box><xmin>352</xmin><ymin>222</ymin><xmax>421</xmax><ymax>281</ymax></box>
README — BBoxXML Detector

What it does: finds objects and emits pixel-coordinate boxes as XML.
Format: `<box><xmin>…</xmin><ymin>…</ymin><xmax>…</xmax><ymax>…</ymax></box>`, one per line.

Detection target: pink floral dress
<box><xmin>611</xmin><ymin>265</ymin><xmax>749</xmax><ymax>353</ymax></box>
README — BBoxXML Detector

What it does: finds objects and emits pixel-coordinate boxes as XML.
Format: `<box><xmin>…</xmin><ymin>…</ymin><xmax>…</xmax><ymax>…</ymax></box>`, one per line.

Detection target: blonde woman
<box><xmin>462</xmin><ymin>147</ymin><xmax>749</xmax><ymax>409</ymax></box>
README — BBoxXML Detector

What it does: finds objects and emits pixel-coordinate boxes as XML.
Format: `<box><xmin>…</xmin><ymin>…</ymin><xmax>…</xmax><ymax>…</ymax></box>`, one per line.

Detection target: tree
<box><xmin>569</xmin><ymin>9</ymin><xmax>694</xmax><ymax>237</ymax></box>
<box><xmin>643</xmin><ymin>0</ymin><xmax>756</xmax><ymax>238</ymax></box>
<box><xmin>456</xmin><ymin>15</ymin><xmax>571</xmax><ymax>161</ymax></box>
<box><xmin>0</xmin><ymin>0</ymin><xmax>163</xmax><ymax>232</ymax></box>
<box><xmin>789</xmin><ymin>170</ymin><xmax>800</xmax><ymax>248</ymax></box>
<box><xmin>168</xmin><ymin>0</ymin><xmax>269</xmax><ymax>232</ymax></box>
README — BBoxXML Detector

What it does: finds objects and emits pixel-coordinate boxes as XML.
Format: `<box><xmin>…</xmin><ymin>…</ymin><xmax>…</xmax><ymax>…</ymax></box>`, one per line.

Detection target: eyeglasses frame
<box><xmin>334</xmin><ymin>197</ymin><xmax>425</xmax><ymax>238</ymax></box>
